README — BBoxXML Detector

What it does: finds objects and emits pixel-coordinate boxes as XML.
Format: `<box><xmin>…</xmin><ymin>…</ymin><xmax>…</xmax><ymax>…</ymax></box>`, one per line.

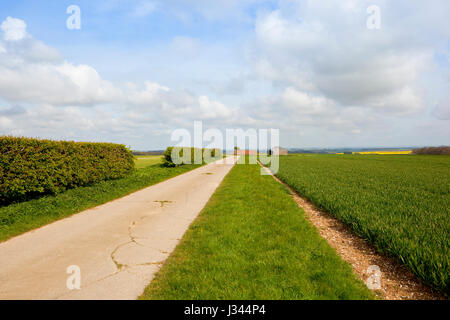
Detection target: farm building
<box><xmin>269</xmin><ymin>147</ymin><xmax>288</xmax><ymax>155</ymax></box>
<box><xmin>234</xmin><ymin>149</ymin><xmax>258</xmax><ymax>155</ymax></box>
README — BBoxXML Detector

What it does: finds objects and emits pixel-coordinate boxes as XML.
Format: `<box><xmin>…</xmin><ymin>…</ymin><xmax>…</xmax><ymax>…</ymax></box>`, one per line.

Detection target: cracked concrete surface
<box><xmin>0</xmin><ymin>156</ymin><xmax>237</xmax><ymax>300</ymax></box>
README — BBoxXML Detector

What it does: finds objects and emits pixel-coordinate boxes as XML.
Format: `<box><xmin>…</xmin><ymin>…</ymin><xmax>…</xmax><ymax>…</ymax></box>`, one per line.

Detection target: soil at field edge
<box><xmin>261</xmin><ymin>163</ymin><xmax>445</xmax><ymax>300</ymax></box>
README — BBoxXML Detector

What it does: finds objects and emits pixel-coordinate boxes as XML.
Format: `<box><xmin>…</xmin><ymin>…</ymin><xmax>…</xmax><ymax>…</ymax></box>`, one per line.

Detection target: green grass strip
<box><xmin>141</xmin><ymin>163</ymin><xmax>373</xmax><ymax>300</ymax></box>
<box><xmin>0</xmin><ymin>163</ymin><xmax>200</xmax><ymax>242</ymax></box>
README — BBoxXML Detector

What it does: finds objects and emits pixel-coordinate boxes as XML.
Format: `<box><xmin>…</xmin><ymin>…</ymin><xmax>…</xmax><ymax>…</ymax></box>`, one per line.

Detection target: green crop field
<box><xmin>276</xmin><ymin>154</ymin><xmax>450</xmax><ymax>294</ymax></box>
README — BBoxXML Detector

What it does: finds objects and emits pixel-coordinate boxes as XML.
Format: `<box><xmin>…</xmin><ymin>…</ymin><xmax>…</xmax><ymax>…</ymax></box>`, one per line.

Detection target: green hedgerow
<box><xmin>0</xmin><ymin>136</ymin><xmax>135</xmax><ymax>204</ymax></box>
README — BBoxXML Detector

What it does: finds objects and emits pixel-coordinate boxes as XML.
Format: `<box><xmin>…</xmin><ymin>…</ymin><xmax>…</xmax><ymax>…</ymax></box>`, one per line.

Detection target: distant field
<box><xmin>276</xmin><ymin>154</ymin><xmax>450</xmax><ymax>294</ymax></box>
<box><xmin>141</xmin><ymin>162</ymin><xmax>373</xmax><ymax>300</ymax></box>
<box><xmin>135</xmin><ymin>155</ymin><xmax>163</xmax><ymax>169</ymax></box>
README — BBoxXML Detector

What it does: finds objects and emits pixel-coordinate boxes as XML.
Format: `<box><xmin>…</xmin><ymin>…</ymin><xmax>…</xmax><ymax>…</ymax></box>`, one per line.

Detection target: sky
<box><xmin>0</xmin><ymin>0</ymin><xmax>449</xmax><ymax>150</ymax></box>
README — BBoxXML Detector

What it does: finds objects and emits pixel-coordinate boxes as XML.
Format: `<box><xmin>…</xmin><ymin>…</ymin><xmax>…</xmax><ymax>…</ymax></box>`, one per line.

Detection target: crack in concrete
<box><xmin>132</xmin><ymin>238</ymin><xmax>170</xmax><ymax>255</ymax></box>
<box><xmin>110</xmin><ymin>214</ymin><xmax>171</xmax><ymax>272</ymax></box>
<box><xmin>110</xmin><ymin>241</ymin><xmax>130</xmax><ymax>270</ymax></box>
<box><xmin>154</xmin><ymin>200</ymin><xmax>173</xmax><ymax>207</ymax></box>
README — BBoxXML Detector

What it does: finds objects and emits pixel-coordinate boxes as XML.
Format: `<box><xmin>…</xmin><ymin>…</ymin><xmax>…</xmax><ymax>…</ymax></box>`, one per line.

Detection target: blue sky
<box><xmin>0</xmin><ymin>0</ymin><xmax>449</xmax><ymax>150</ymax></box>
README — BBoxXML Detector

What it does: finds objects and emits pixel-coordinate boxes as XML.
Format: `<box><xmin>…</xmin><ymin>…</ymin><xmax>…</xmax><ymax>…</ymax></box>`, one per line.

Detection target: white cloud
<box><xmin>252</xmin><ymin>6</ymin><xmax>431</xmax><ymax>116</ymax></box>
<box><xmin>1</xmin><ymin>1</ymin><xmax>450</xmax><ymax>150</ymax></box>
<box><xmin>0</xmin><ymin>16</ymin><xmax>236</xmax><ymax>148</ymax></box>
<box><xmin>128</xmin><ymin>81</ymin><xmax>170</xmax><ymax>106</ymax></box>
<box><xmin>1</xmin><ymin>17</ymin><xmax>28</xmax><ymax>41</ymax></box>
<box><xmin>433</xmin><ymin>96</ymin><xmax>450</xmax><ymax>120</ymax></box>
<box><xmin>0</xmin><ymin>17</ymin><xmax>233</xmax><ymax>118</ymax></box>
<box><xmin>0</xmin><ymin>116</ymin><xmax>13</xmax><ymax>132</ymax></box>
<box><xmin>126</xmin><ymin>83</ymin><xmax>234</xmax><ymax>122</ymax></box>
<box><xmin>56</xmin><ymin>62</ymin><xmax>123</xmax><ymax>104</ymax></box>
<box><xmin>282</xmin><ymin>88</ymin><xmax>336</xmax><ymax>116</ymax></box>
<box><xmin>363</xmin><ymin>86</ymin><xmax>423</xmax><ymax>115</ymax></box>
<box><xmin>0</xmin><ymin>61</ymin><xmax>122</xmax><ymax>105</ymax></box>
<box><xmin>197</xmin><ymin>96</ymin><xmax>232</xmax><ymax>119</ymax></box>
<box><xmin>0</xmin><ymin>18</ymin><xmax>117</xmax><ymax>106</ymax></box>
<box><xmin>231</xmin><ymin>0</ymin><xmax>450</xmax><ymax>143</ymax></box>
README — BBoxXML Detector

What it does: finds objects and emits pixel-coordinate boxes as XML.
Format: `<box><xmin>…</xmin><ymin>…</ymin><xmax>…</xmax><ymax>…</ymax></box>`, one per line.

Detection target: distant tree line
<box><xmin>133</xmin><ymin>150</ymin><xmax>165</xmax><ymax>156</ymax></box>
<box><xmin>412</xmin><ymin>146</ymin><xmax>450</xmax><ymax>155</ymax></box>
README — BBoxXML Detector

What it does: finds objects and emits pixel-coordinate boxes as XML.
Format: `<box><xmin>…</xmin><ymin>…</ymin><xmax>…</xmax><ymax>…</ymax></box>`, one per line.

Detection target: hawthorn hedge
<box><xmin>0</xmin><ymin>136</ymin><xmax>135</xmax><ymax>204</ymax></box>
<box><xmin>163</xmin><ymin>147</ymin><xmax>222</xmax><ymax>167</ymax></box>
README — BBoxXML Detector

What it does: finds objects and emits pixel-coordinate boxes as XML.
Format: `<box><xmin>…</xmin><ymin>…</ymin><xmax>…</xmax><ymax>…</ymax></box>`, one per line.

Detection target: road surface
<box><xmin>0</xmin><ymin>157</ymin><xmax>237</xmax><ymax>299</ymax></box>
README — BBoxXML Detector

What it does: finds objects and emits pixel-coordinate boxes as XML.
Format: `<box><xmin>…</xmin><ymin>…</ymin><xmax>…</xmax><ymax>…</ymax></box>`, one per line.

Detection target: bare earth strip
<box><xmin>0</xmin><ymin>157</ymin><xmax>237</xmax><ymax>300</ymax></box>
<box><xmin>260</xmin><ymin>163</ymin><xmax>443</xmax><ymax>300</ymax></box>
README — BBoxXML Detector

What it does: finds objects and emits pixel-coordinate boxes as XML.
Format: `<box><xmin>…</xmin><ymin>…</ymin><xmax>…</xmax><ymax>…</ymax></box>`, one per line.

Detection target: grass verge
<box><xmin>0</xmin><ymin>162</ymin><xmax>200</xmax><ymax>242</ymax></box>
<box><xmin>140</xmin><ymin>163</ymin><xmax>373</xmax><ymax>300</ymax></box>
<box><xmin>276</xmin><ymin>154</ymin><xmax>450</xmax><ymax>294</ymax></box>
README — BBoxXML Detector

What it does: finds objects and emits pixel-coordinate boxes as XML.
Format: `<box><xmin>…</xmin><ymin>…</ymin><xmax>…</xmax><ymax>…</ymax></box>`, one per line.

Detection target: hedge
<box><xmin>0</xmin><ymin>136</ymin><xmax>135</xmax><ymax>204</ymax></box>
<box><xmin>163</xmin><ymin>147</ymin><xmax>222</xmax><ymax>167</ymax></box>
<box><xmin>412</xmin><ymin>146</ymin><xmax>450</xmax><ymax>155</ymax></box>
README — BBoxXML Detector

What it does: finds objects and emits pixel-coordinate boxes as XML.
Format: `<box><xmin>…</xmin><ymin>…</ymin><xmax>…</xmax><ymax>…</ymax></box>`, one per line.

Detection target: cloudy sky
<box><xmin>0</xmin><ymin>0</ymin><xmax>449</xmax><ymax>150</ymax></box>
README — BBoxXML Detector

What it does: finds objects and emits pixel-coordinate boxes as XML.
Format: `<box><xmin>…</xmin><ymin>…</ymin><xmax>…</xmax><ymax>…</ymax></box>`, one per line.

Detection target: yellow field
<box><xmin>358</xmin><ymin>150</ymin><xmax>412</xmax><ymax>155</ymax></box>
<box><xmin>336</xmin><ymin>150</ymin><xmax>412</xmax><ymax>155</ymax></box>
